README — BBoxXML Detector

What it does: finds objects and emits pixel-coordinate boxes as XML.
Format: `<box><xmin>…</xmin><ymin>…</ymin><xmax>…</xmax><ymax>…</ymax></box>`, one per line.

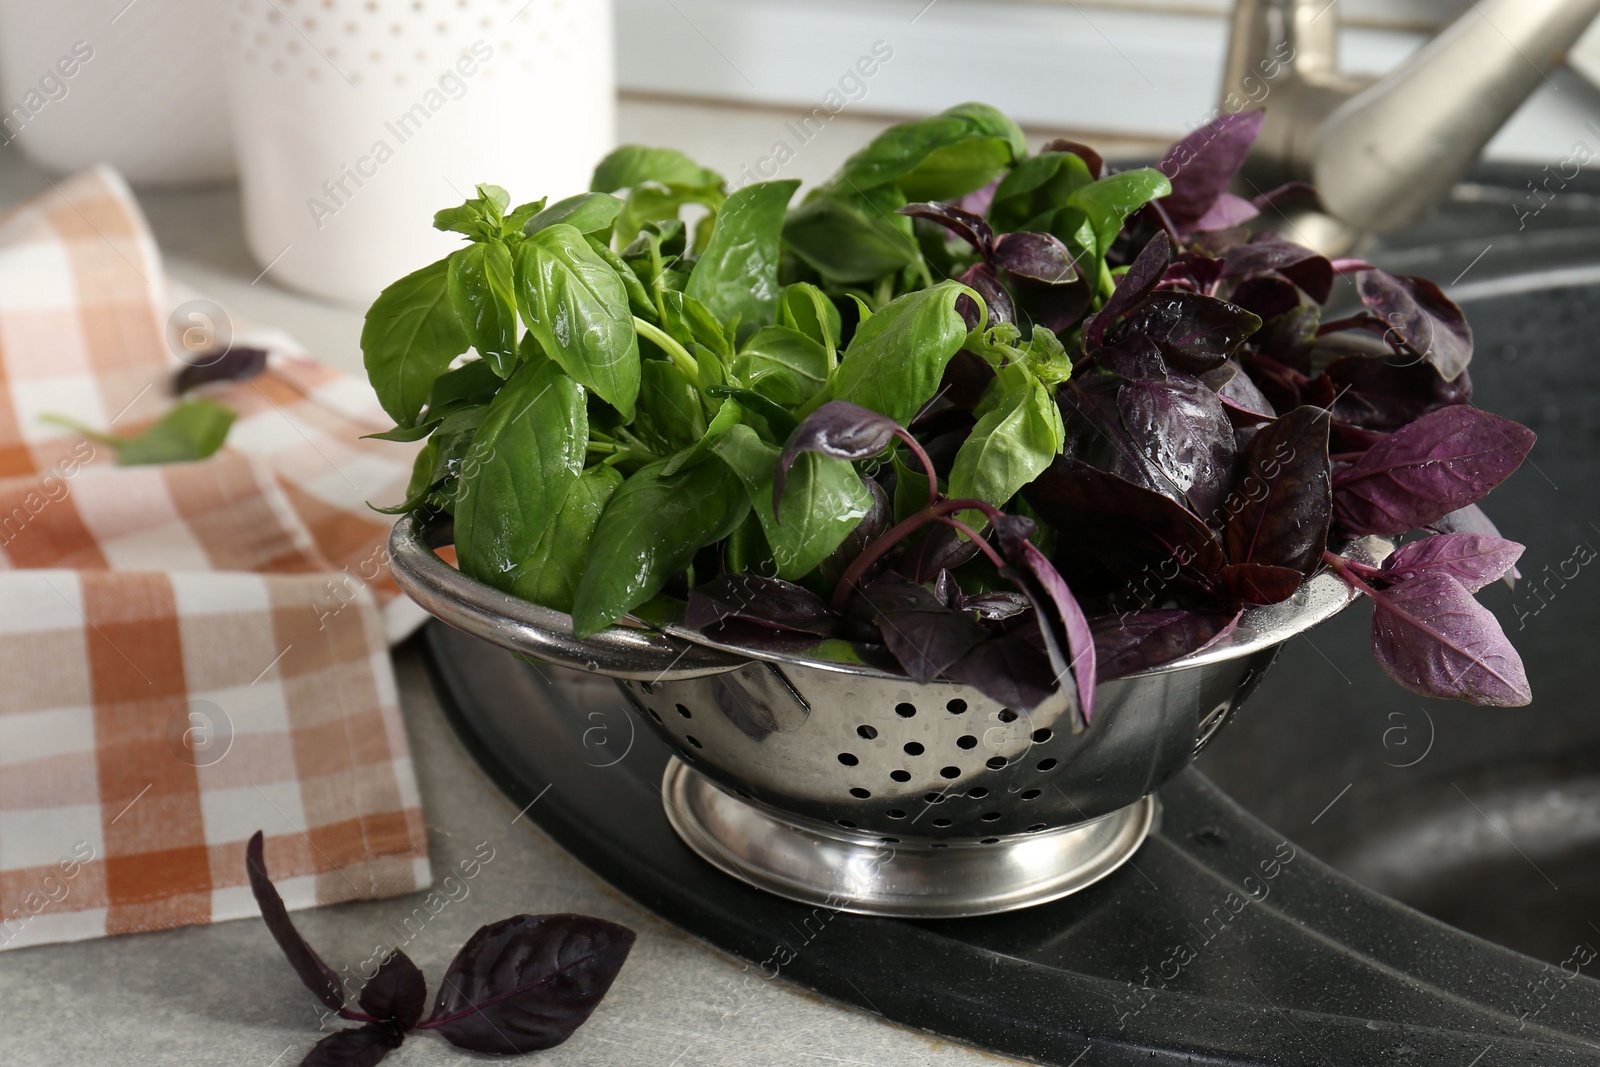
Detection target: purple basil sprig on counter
<box><xmin>246</xmin><ymin>832</ymin><xmax>635</xmax><ymax>1067</ymax></box>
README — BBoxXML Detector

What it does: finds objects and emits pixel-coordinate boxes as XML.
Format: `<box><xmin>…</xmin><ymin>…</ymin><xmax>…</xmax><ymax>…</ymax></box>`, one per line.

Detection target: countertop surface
<box><xmin>0</xmin><ymin>97</ymin><xmax>1028</xmax><ymax>1067</ymax></box>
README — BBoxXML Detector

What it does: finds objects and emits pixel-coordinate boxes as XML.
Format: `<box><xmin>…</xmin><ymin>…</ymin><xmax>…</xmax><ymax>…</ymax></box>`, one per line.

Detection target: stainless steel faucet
<box><xmin>1221</xmin><ymin>0</ymin><xmax>1600</xmax><ymax>240</ymax></box>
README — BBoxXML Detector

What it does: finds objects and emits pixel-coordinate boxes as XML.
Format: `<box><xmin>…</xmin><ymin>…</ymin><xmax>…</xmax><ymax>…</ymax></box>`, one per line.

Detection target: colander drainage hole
<box><xmin>924</xmin><ymin>791</ymin><xmax>944</xmax><ymax>803</ymax></box>
<box><xmin>930</xmin><ymin>842</ymin><xmax>948</xmax><ymax>849</ymax></box>
<box><xmin>895</xmin><ymin>702</ymin><xmax>917</xmax><ymax>717</ymax></box>
<box><xmin>956</xmin><ymin>735</ymin><xmax>977</xmax><ymax>749</ymax></box>
<box><xmin>1037</xmin><ymin>758</ymin><xmax>1059</xmax><ymax>771</ymax></box>
<box><xmin>1026</xmin><ymin>823</ymin><xmax>1046</xmax><ymax>833</ymax></box>
<box><xmin>946</xmin><ymin>699</ymin><xmax>967</xmax><ymax>714</ymax></box>
<box><xmin>980</xmin><ymin>837</ymin><xmax>1000</xmax><ymax>845</ymax></box>
<box><xmin>675</xmin><ymin>703</ymin><xmax>692</xmax><ymax>718</ymax></box>
<box><xmin>837</xmin><ymin>820</ymin><xmax>857</xmax><ymax>829</ymax></box>
<box><xmin>685</xmin><ymin>735</ymin><xmax>703</xmax><ymax>749</ymax></box>
<box><xmin>857</xmin><ymin>725</ymin><xmax>878</xmax><ymax>740</ymax></box>
<box><xmin>903</xmin><ymin>741</ymin><xmax>924</xmax><ymax>756</ymax></box>
<box><xmin>838</xmin><ymin>752</ymin><xmax>859</xmax><ymax>766</ymax></box>
<box><xmin>1021</xmin><ymin>788</ymin><xmax>1042</xmax><ymax>800</ymax></box>
<box><xmin>647</xmin><ymin>708</ymin><xmax>662</xmax><ymax>723</ymax></box>
<box><xmin>986</xmin><ymin>756</ymin><xmax>1008</xmax><ymax>770</ymax></box>
<box><xmin>881</xmin><ymin>837</ymin><xmax>900</xmax><ymax>844</ymax></box>
<box><xmin>968</xmin><ymin>787</ymin><xmax>989</xmax><ymax>798</ymax></box>
<box><xmin>997</xmin><ymin>709</ymin><xmax>1018</xmax><ymax>723</ymax></box>
<box><xmin>981</xmin><ymin>812</ymin><xmax>1001</xmax><ymax>822</ymax></box>
<box><xmin>890</xmin><ymin>769</ymin><xmax>911</xmax><ymax>783</ymax></box>
<box><xmin>1032</xmin><ymin>728</ymin><xmax>1052</xmax><ymax>743</ymax></box>
<box><xmin>886</xmin><ymin>809</ymin><xmax>906</xmax><ymax>819</ymax></box>
<box><xmin>932</xmin><ymin>818</ymin><xmax>952</xmax><ymax>828</ymax></box>
<box><xmin>849</xmin><ymin>787</ymin><xmax>871</xmax><ymax>799</ymax></box>
<box><xmin>939</xmin><ymin>766</ymin><xmax>961</xmax><ymax>779</ymax></box>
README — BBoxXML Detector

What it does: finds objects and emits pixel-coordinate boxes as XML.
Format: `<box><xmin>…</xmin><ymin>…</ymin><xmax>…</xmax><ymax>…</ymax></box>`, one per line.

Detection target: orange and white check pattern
<box><xmin>0</xmin><ymin>168</ymin><xmax>431</xmax><ymax>951</ymax></box>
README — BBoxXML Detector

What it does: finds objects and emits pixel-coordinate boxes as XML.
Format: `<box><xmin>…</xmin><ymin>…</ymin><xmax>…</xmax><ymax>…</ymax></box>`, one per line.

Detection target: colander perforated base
<box><xmin>661</xmin><ymin>758</ymin><xmax>1157</xmax><ymax>918</ymax></box>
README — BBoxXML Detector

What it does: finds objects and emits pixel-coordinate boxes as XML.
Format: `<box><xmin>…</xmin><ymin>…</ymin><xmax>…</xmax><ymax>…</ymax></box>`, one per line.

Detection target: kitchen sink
<box><xmin>1198</xmin><ymin>162</ymin><xmax>1600</xmax><ymax>966</ymax></box>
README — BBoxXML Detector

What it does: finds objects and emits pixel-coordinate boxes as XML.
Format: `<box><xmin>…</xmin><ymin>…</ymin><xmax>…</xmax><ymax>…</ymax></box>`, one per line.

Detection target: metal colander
<box><xmin>390</xmin><ymin>513</ymin><xmax>1384</xmax><ymax>915</ymax></box>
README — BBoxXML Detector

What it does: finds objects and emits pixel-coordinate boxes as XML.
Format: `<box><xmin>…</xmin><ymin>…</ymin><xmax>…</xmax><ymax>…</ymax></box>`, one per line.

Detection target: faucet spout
<box><xmin>1224</xmin><ymin>0</ymin><xmax>1600</xmax><ymax>236</ymax></box>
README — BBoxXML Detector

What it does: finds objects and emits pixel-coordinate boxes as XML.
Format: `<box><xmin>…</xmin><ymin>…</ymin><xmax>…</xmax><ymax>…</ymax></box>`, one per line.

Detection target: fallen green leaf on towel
<box><xmin>42</xmin><ymin>398</ymin><xmax>236</xmax><ymax>466</ymax></box>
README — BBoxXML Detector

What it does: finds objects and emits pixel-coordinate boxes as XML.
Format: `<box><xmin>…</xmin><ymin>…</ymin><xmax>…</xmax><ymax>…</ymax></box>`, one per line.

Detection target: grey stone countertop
<box><xmin>0</xmin><ymin>97</ymin><xmax>1046</xmax><ymax>1067</ymax></box>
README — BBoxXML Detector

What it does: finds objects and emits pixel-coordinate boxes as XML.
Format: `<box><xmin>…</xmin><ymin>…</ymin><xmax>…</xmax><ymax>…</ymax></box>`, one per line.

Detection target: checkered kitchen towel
<box><xmin>0</xmin><ymin>167</ymin><xmax>431</xmax><ymax>951</ymax></box>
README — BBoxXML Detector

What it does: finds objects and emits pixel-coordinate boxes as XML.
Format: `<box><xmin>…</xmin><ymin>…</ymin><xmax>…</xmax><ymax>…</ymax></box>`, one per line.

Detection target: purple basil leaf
<box><xmin>993</xmin><ymin>514</ymin><xmax>1098</xmax><ymax>721</ymax></box>
<box><xmin>1098</xmin><ymin>335</ymin><xmax>1169</xmax><ymax>381</ymax></box>
<box><xmin>1025</xmin><ymin>456</ymin><xmax>1225</xmax><ymax>593</ymax></box>
<box><xmin>957</xmin><ymin>262</ymin><xmax>1015</xmax><ymax>326</ymax></box>
<box><xmin>777</xmin><ymin>401</ymin><xmax>906</xmax><ymax>504</ymax></box>
<box><xmin>245</xmin><ymin>831</ymin><xmax>362</xmax><ymax>1020</ymax></box>
<box><xmin>1161</xmin><ymin>252</ymin><xmax>1224</xmax><ymax>295</ymax></box>
<box><xmin>1355</xmin><ymin>269</ymin><xmax>1473</xmax><ymax>380</ymax></box>
<box><xmin>1222</xmin><ymin>404</ymin><xmax>1331</xmax><ymax>574</ymax></box>
<box><xmin>421</xmin><ymin>914</ymin><xmax>636</xmax><ymax>1054</ymax></box>
<box><xmin>299</xmin><ymin>1025</ymin><xmax>403</xmax><ymax>1067</ymax></box>
<box><xmin>876</xmin><ymin>607</ymin><xmax>990</xmax><ymax>683</ymax></box>
<box><xmin>686</xmin><ymin>573</ymin><xmax>841</xmax><ymax>636</ymax></box>
<box><xmin>1084</xmin><ymin>232</ymin><xmax>1170</xmax><ymax>345</ymax></box>
<box><xmin>896</xmin><ymin>201</ymin><xmax>993</xmax><ymax>256</ymax></box>
<box><xmin>1380</xmin><ymin>533</ymin><xmax>1525</xmax><ymax>594</ymax></box>
<box><xmin>1092</xmin><ymin>609</ymin><xmax>1238</xmax><ymax>681</ymax></box>
<box><xmin>991</xmin><ymin>231</ymin><xmax>1079</xmax><ymax>284</ymax></box>
<box><xmin>1222</xmin><ymin>237</ymin><xmax>1334</xmax><ymax>303</ymax></box>
<box><xmin>1040</xmin><ymin>137</ymin><xmax>1104</xmax><ymax>179</ymax></box>
<box><xmin>1332</xmin><ymin>406</ymin><xmax>1536</xmax><ymax>535</ymax></box>
<box><xmin>358</xmin><ymin>951</ymin><xmax>426</xmax><ymax>1032</ymax></box>
<box><xmin>1201</xmin><ymin>360</ymin><xmax>1276</xmax><ymax>426</ymax></box>
<box><xmin>1105</xmin><ymin>291</ymin><xmax>1262</xmax><ymax>374</ymax></box>
<box><xmin>945</xmin><ymin>633</ymin><xmax>1058</xmax><ymax>709</ymax></box>
<box><xmin>932</xmin><ymin>568</ymin><xmax>961</xmax><ymax>609</ymax></box>
<box><xmin>1324</xmin><ymin>356</ymin><xmax>1471</xmax><ymax>433</ymax></box>
<box><xmin>1430</xmin><ymin>503</ymin><xmax>1520</xmax><ymax>587</ymax></box>
<box><xmin>1251</xmin><ymin>180</ymin><xmax>1318</xmax><ymax>213</ymax></box>
<box><xmin>1368</xmin><ymin>571</ymin><xmax>1531</xmax><ymax>706</ymax></box>
<box><xmin>174</xmin><ymin>346</ymin><xmax>269</xmax><ymax>394</ymax></box>
<box><xmin>960</xmin><ymin>590</ymin><xmax>1030</xmax><ymax>621</ymax></box>
<box><xmin>1157</xmin><ymin>110</ymin><xmax>1265</xmax><ymax>229</ymax></box>
<box><xmin>1115</xmin><ymin>371</ymin><xmax>1237</xmax><ymax>518</ymax></box>
<box><xmin>1217</xmin><ymin>562</ymin><xmax>1304</xmax><ymax>605</ymax></box>
<box><xmin>905</xmin><ymin>520</ymin><xmax>982</xmax><ymax>582</ymax></box>
<box><xmin>1188</xmin><ymin>192</ymin><xmax>1259</xmax><ymax>232</ymax></box>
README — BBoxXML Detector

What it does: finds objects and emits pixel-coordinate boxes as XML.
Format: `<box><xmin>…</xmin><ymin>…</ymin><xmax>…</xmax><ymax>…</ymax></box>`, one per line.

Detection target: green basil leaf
<box><xmin>782</xmin><ymin>187</ymin><xmax>919</xmax><ymax>285</ymax></box>
<box><xmin>448</xmin><ymin>240</ymin><xmax>519</xmax><ymax>377</ymax></box>
<box><xmin>661</xmin><ymin>397</ymin><xmax>742</xmax><ymax>476</ymax></box>
<box><xmin>890</xmin><ymin>446</ymin><xmax>931</xmax><ymax>524</ymax></box>
<box><xmin>572</xmin><ymin>457</ymin><xmax>749</xmax><ymax>637</ymax></box>
<box><xmin>364</xmin><ymin>421</ymin><xmax>438</xmax><ymax>444</ymax></box>
<box><xmin>503</xmin><ymin>198</ymin><xmax>547</xmax><ymax>236</ymax></box>
<box><xmin>525</xmin><ymin>192</ymin><xmax>624</xmax><ymax>237</ymax></box>
<box><xmin>587</xmin><ymin>237</ymin><xmax>658</xmax><ymax>321</ymax></box>
<box><xmin>361</xmin><ymin>256</ymin><xmax>469</xmax><ymax>427</ymax></box>
<box><xmin>514</xmin><ymin>223</ymin><xmax>641</xmax><ymax>419</ymax></box>
<box><xmin>686</xmin><ymin>179</ymin><xmax>799</xmax><ymax>343</ymax></box>
<box><xmin>713</xmin><ymin>424</ymin><xmax>872</xmax><ymax>580</ymax></box>
<box><xmin>591</xmin><ymin>145</ymin><xmax>723</xmax><ymax>192</ymax></box>
<box><xmin>509</xmin><ymin>464</ymin><xmax>624</xmax><ymax>612</ymax></box>
<box><xmin>46</xmin><ymin>399</ymin><xmax>236</xmax><ymax>467</ymax></box>
<box><xmin>730</xmin><ymin>324</ymin><xmax>829</xmax><ymax>407</ymax></box>
<box><xmin>1066</xmin><ymin>167</ymin><xmax>1173</xmax><ymax>258</ymax></box>
<box><xmin>453</xmin><ymin>361</ymin><xmax>587</xmax><ymax>588</ymax></box>
<box><xmin>1022</xmin><ymin>324</ymin><xmax>1074</xmax><ymax>385</ymax></box>
<box><xmin>828</xmin><ymin>103</ymin><xmax>1024</xmax><ymax>201</ymax></box>
<box><xmin>831</xmin><ymin>281</ymin><xmax>969</xmax><ymax>425</ymax></box>
<box><xmin>661</xmin><ymin>289</ymin><xmax>733</xmax><ymax>359</ymax></box>
<box><xmin>776</xmin><ymin>283</ymin><xmax>841</xmax><ymax>359</ymax></box>
<box><xmin>616</xmin><ymin>183</ymin><xmax>723</xmax><ymax>250</ymax></box>
<box><xmin>988</xmin><ymin>151</ymin><xmax>1095</xmax><ymax>233</ymax></box>
<box><xmin>427</xmin><ymin>357</ymin><xmax>504</xmax><ymax>412</ymax></box>
<box><xmin>704</xmin><ymin>386</ymin><xmax>796</xmax><ymax>439</ymax></box>
<box><xmin>634</xmin><ymin>358</ymin><xmax>706</xmax><ymax>454</ymax></box>
<box><xmin>947</xmin><ymin>364</ymin><xmax>1064</xmax><ymax>525</ymax></box>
